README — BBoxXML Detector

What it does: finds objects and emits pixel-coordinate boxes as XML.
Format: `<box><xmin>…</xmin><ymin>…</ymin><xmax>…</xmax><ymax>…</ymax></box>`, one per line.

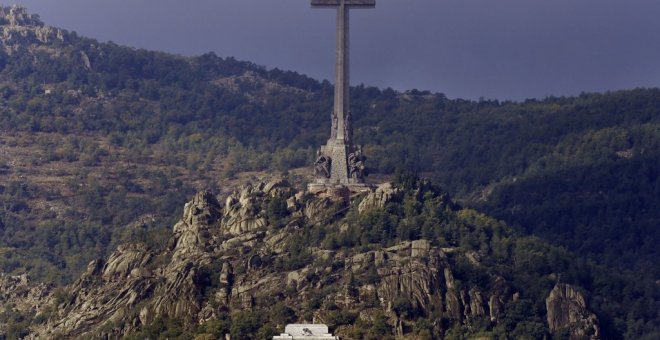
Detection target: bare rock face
<box><xmin>34</xmin><ymin>244</ymin><xmax>156</xmax><ymax>339</ymax></box>
<box><xmin>150</xmin><ymin>191</ymin><xmax>222</xmax><ymax>326</ymax></box>
<box><xmin>358</xmin><ymin>183</ymin><xmax>402</xmax><ymax>213</ymax></box>
<box><xmin>263</xmin><ymin>178</ymin><xmax>293</xmax><ymax>198</ymax></box>
<box><xmin>222</xmin><ymin>184</ymin><xmax>267</xmax><ymax>235</ymax></box>
<box><xmin>304</xmin><ymin>196</ymin><xmax>336</xmax><ymax>222</ymax></box>
<box><xmin>3</xmin><ymin>5</ymin><xmax>38</xmax><ymax>27</ymax></box>
<box><xmin>172</xmin><ymin>191</ymin><xmax>220</xmax><ymax>258</ymax></box>
<box><xmin>467</xmin><ymin>288</ymin><xmax>486</xmax><ymax>319</ymax></box>
<box><xmin>546</xmin><ymin>283</ymin><xmax>600</xmax><ymax>339</ymax></box>
<box><xmin>102</xmin><ymin>244</ymin><xmax>153</xmax><ymax>281</ymax></box>
<box><xmin>0</xmin><ymin>274</ymin><xmax>51</xmax><ymax>335</ymax></box>
<box><xmin>340</xmin><ymin>238</ymin><xmax>507</xmax><ymax>335</ymax></box>
<box><xmin>150</xmin><ymin>259</ymin><xmax>210</xmax><ymax>325</ymax></box>
<box><xmin>487</xmin><ymin>276</ymin><xmax>509</xmax><ymax>322</ymax></box>
<box><xmin>375</xmin><ymin>241</ymin><xmax>444</xmax><ymax>315</ymax></box>
<box><xmin>444</xmin><ymin>267</ymin><xmax>463</xmax><ymax>321</ymax></box>
<box><xmin>0</xmin><ymin>6</ymin><xmax>66</xmax><ymax>49</ymax></box>
<box><xmin>28</xmin><ymin>191</ymin><xmax>224</xmax><ymax>338</ymax></box>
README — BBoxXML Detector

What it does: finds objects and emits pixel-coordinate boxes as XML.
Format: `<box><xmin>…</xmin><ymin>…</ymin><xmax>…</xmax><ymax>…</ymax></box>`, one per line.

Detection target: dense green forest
<box><xmin>0</xmin><ymin>10</ymin><xmax>658</xmax><ymax>338</ymax></box>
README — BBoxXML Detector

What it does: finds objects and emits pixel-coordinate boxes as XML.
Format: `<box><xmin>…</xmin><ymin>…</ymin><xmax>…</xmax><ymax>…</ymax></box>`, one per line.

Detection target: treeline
<box><xmin>3</xmin><ymin>33</ymin><xmax>659</xmax><ymax>189</ymax></box>
<box><xmin>0</xmin><ymin>166</ymin><xmax>195</xmax><ymax>284</ymax></box>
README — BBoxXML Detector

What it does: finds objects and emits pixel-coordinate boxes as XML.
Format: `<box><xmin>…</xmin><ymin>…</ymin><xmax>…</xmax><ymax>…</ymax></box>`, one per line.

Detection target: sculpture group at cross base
<box><xmin>314</xmin><ymin>153</ymin><xmax>332</xmax><ymax>179</ymax></box>
<box><xmin>314</xmin><ymin>146</ymin><xmax>365</xmax><ymax>180</ymax></box>
<box><xmin>330</xmin><ymin>110</ymin><xmax>353</xmax><ymax>144</ymax></box>
<box><xmin>347</xmin><ymin>147</ymin><xmax>365</xmax><ymax>179</ymax></box>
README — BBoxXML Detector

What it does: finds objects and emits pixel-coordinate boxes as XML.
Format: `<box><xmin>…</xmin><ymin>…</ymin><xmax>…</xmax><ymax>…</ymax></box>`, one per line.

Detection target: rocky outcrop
<box><xmin>0</xmin><ymin>6</ymin><xmax>66</xmax><ymax>49</ymax></box>
<box><xmin>546</xmin><ymin>283</ymin><xmax>600</xmax><ymax>339</ymax></box>
<box><xmin>358</xmin><ymin>182</ymin><xmax>402</xmax><ymax>213</ymax></box>
<box><xmin>444</xmin><ymin>267</ymin><xmax>463</xmax><ymax>321</ymax></box>
<box><xmin>28</xmin><ymin>191</ymin><xmax>225</xmax><ymax>338</ymax></box>
<box><xmin>0</xmin><ymin>274</ymin><xmax>51</xmax><ymax>335</ymax></box>
<box><xmin>0</xmin><ymin>6</ymin><xmax>41</xmax><ymax>27</ymax></box>
<box><xmin>0</xmin><ymin>274</ymin><xmax>49</xmax><ymax>310</ymax></box>
<box><xmin>25</xmin><ymin>181</ymin><xmax>298</xmax><ymax>338</ymax></box>
<box><xmin>102</xmin><ymin>244</ymin><xmax>153</xmax><ymax>281</ymax></box>
<box><xmin>34</xmin><ymin>244</ymin><xmax>156</xmax><ymax>338</ymax></box>
<box><xmin>487</xmin><ymin>276</ymin><xmax>509</xmax><ymax>322</ymax></box>
<box><xmin>172</xmin><ymin>191</ymin><xmax>220</xmax><ymax>257</ymax></box>
<box><xmin>375</xmin><ymin>241</ymin><xmax>444</xmax><ymax>314</ymax></box>
<box><xmin>49</xmin><ymin>181</ymin><xmax>494</xmax><ymax>337</ymax></box>
<box><xmin>222</xmin><ymin>184</ymin><xmax>267</xmax><ymax>235</ymax></box>
<box><xmin>0</xmin><ymin>180</ymin><xmax>599</xmax><ymax>339</ymax></box>
<box><xmin>304</xmin><ymin>196</ymin><xmax>336</xmax><ymax>222</ymax></box>
<box><xmin>150</xmin><ymin>191</ymin><xmax>221</xmax><ymax>325</ymax></box>
<box><xmin>335</xmin><ymin>238</ymin><xmax>510</xmax><ymax>335</ymax></box>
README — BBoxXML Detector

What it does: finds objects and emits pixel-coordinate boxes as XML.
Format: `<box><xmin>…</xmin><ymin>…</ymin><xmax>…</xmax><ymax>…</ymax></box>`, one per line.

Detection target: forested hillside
<box><xmin>0</xmin><ymin>6</ymin><xmax>658</xmax><ymax>338</ymax></box>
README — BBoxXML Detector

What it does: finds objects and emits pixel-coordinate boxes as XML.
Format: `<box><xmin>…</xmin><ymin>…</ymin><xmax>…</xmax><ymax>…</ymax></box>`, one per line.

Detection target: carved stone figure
<box><xmin>345</xmin><ymin>110</ymin><xmax>353</xmax><ymax>144</ymax></box>
<box><xmin>331</xmin><ymin>112</ymin><xmax>338</xmax><ymax>139</ymax></box>
<box><xmin>314</xmin><ymin>154</ymin><xmax>332</xmax><ymax>179</ymax></box>
<box><xmin>348</xmin><ymin>152</ymin><xmax>364</xmax><ymax>179</ymax></box>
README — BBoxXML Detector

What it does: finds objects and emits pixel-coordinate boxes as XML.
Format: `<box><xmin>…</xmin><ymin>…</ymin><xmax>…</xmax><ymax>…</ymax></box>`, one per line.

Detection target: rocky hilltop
<box><xmin>1</xmin><ymin>179</ymin><xmax>600</xmax><ymax>339</ymax></box>
<box><xmin>0</xmin><ymin>5</ymin><xmax>66</xmax><ymax>50</ymax></box>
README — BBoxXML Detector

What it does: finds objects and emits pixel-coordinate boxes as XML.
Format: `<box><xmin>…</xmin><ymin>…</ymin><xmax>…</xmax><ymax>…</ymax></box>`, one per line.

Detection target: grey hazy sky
<box><xmin>8</xmin><ymin>0</ymin><xmax>660</xmax><ymax>100</ymax></box>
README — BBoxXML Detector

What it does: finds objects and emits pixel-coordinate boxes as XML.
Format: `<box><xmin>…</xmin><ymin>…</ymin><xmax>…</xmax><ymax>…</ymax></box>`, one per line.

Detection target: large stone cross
<box><xmin>310</xmin><ymin>0</ymin><xmax>374</xmax><ymax>190</ymax></box>
<box><xmin>312</xmin><ymin>0</ymin><xmax>375</xmax><ymax>144</ymax></box>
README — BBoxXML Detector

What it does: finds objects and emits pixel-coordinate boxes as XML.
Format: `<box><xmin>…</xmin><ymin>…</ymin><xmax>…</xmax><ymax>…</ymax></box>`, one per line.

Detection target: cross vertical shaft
<box><xmin>310</xmin><ymin>0</ymin><xmax>375</xmax><ymax>189</ymax></box>
<box><xmin>334</xmin><ymin>2</ymin><xmax>349</xmax><ymax>142</ymax></box>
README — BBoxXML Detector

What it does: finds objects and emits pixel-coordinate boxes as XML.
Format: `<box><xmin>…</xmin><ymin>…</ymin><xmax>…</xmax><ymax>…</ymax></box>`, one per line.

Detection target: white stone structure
<box><xmin>273</xmin><ymin>324</ymin><xmax>339</xmax><ymax>339</ymax></box>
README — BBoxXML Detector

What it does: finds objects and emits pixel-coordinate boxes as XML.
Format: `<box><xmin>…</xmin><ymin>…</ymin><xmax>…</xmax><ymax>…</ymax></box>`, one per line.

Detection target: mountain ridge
<box><xmin>0</xmin><ymin>5</ymin><xmax>658</xmax><ymax>338</ymax></box>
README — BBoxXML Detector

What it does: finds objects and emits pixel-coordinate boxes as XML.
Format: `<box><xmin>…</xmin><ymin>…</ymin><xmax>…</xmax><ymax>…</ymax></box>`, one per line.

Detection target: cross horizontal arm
<box><xmin>311</xmin><ymin>0</ymin><xmax>375</xmax><ymax>8</ymax></box>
